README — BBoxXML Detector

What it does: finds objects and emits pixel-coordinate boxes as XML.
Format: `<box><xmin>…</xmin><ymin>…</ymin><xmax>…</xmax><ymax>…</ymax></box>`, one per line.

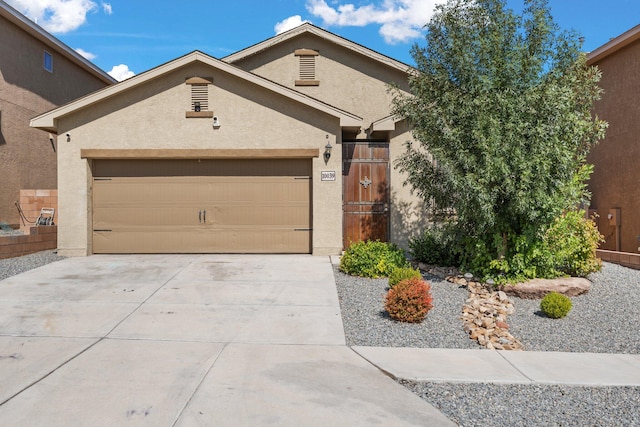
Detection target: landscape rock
<box><xmin>500</xmin><ymin>277</ymin><xmax>591</xmax><ymax>299</ymax></box>
<box><xmin>453</xmin><ymin>276</ymin><xmax>524</xmax><ymax>350</ymax></box>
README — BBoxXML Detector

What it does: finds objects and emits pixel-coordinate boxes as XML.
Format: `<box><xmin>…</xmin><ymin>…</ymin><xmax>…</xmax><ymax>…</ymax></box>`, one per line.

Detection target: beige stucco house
<box><xmin>31</xmin><ymin>23</ymin><xmax>423</xmax><ymax>256</ymax></box>
<box><xmin>0</xmin><ymin>0</ymin><xmax>115</xmax><ymax>227</ymax></box>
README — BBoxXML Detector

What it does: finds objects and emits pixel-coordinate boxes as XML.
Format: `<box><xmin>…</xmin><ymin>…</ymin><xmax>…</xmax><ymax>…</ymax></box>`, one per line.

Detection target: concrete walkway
<box><xmin>0</xmin><ymin>254</ymin><xmax>454</xmax><ymax>426</ymax></box>
<box><xmin>354</xmin><ymin>347</ymin><xmax>640</xmax><ymax>386</ymax></box>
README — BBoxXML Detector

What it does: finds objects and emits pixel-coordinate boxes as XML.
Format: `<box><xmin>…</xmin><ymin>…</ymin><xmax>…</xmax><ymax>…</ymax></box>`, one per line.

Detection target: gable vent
<box><xmin>191</xmin><ymin>84</ymin><xmax>208</xmax><ymax>111</ymax></box>
<box><xmin>295</xmin><ymin>49</ymin><xmax>320</xmax><ymax>86</ymax></box>
<box><xmin>299</xmin><ymin>56</ymin><xmax>315</xmax><ymax>80</ymax></box>
<box><xmin>185</xmin><ymin>76</ymin><xmax>214</xmax><ymax>118</ymax></box>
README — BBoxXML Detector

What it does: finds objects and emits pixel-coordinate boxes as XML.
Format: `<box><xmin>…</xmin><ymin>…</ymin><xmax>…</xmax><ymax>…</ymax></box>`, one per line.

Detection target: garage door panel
<box><xmin>93</xmin><ymin>206</ymin><xmax>201</xmax><ymax>228</ymax></box>
<box><xmin>94</xmin><ymin>228</ymin><xmax>310</xmax><ymax>253</ymax></box>
<box><xmin>204</xmin><ymin>204</ymin><xmax>310</xmax><ymax>227</ymax></box>
<box><xmin>92</xmin><ymin>159</ymin><xmax>312</xmax><ymax>253</ymax></box>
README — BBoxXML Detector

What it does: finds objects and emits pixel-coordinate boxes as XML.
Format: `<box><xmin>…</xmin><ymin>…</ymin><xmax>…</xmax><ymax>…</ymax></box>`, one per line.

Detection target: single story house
<box><xmin>31</xmin><ymin>23</ymin><xmax>424</xmax><ymax>256</ymax></box>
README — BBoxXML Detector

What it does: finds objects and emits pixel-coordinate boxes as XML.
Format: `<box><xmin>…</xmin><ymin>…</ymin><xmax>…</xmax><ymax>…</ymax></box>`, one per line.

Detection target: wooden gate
<box><xmin>342</xmin><ymin>141</ymin><xmax>389</xmax><ymax>249</ymax></box>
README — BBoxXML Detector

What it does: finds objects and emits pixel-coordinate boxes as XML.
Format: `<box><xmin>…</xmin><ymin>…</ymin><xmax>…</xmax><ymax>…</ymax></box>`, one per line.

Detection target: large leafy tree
<box><xmin>394</xmin><ymin>0</ymin><xmax>607</xmax><ymax>277</ymax></box>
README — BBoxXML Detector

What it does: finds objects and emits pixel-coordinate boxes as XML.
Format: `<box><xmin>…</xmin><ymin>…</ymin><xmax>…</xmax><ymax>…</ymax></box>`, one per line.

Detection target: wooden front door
<box><xmin>342</xmin><ymin>142</ymin><xmax>390</xmax><ymax>249</ymax></box>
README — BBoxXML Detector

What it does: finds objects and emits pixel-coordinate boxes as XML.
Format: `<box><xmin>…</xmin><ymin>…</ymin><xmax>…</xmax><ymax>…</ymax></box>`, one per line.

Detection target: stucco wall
<box><xmin>587</xmin><ymin>40</ymin><xmax>640</xmax><ymax>253</ymax></box>
<box><xmin>56</xmin><ymin>62</ymin><xmax>344</xmax><ymax>256</ymax></box>
<box><xmin>231</xmin><ymin>33</ymin><xmax>411</xmax><ymax>128</ymax></box>
<box><xmin>0</xmin><ymin>15</ymin><xmax>109</xmax><ymax>226</ymax></box>
<box><xmin>232</xmin><ymin>34</ymin><xmax>426</xmax><ymax>250</ymax></box>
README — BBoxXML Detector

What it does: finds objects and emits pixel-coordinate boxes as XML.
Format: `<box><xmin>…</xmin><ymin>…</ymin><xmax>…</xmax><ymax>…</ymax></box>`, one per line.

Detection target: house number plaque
<box><xmin>321</xmin><ymin>171</ymin><xmax>336</xmax><ymax>181</ymax></box>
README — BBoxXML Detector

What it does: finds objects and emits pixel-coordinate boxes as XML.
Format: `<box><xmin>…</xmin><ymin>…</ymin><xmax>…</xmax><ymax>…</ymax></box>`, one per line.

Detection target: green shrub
<box><xmin>468</xmin><ymin>210</ymin><xmax>604</xmax><ymax>284</ymax></box>
<box><xmin>409</xmin><ymin>227</ymin><xmax>459</xmax><ymax>266</ymax></box>
<box><xmin>388</xmin><ymin>266</ymin><xmax>422</xmax><ymax>288</ymax></box>
<box><xmin>384</xmin><ymin>278</ymin><xmax>434</xmax><ymax>323</ymax></box>
<box><xmin>339</xmin><ymin>240</ymin><xmax>409</xmax><ymax>278</ymax></box>
<box><xmin>545</xmin><ymin>210</ymin><xmax>603</xmax><ymax>277</ymax></box>
<box><xmin>540</xmin><ymin>292</ymin><xmax>573</xmax><ymax>319</ymax></box>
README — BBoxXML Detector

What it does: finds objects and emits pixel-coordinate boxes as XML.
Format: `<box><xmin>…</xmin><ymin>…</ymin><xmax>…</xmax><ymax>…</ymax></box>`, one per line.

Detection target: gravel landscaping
<box><xmin>333</xmin><ymin>261</ymin><xmax>640</xmax><ymax>427</ymax></box>
<box><xmin>0</xmin><ymin>250</ymin><xmax>65</xmax><ymax>281</ymax></box>
<box><xmin>334</xmin><ymin>262</ymin><xmax>640</xmax><ymax>354</ymax></box>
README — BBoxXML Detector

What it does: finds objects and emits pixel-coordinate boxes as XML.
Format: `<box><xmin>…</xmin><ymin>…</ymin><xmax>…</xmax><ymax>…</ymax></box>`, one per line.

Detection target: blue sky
<box><xmin>6</xmin><ymin>0</ymin><xmax>640</xmax><ymax>81</ymax></box>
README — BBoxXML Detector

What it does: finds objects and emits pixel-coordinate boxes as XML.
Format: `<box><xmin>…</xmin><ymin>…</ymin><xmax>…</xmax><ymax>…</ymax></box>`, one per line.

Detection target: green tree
<box><xmin>393</xmin><ymin>0</ymin><xmax>607</xmax><ymax>280</ymax></box>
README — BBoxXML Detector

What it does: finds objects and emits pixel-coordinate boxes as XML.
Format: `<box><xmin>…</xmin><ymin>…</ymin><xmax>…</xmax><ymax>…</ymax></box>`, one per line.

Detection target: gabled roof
<box><xmin>30</xmin><ymin>50</ymin><xmax>362</xmax><ymax>133</ymax></box>
<box><xmin>223</xmin><ymin>22</ymin><xmax>413</xmax><ymax>74</ymax></box>
<box><xmin>370</xmin><ymin>115</ymin><xmax>402</xmax><ymax>132</ymax></box>
<box><xmin>0</xmin><ymin>0</ymin><xmax>115</xmax><ymax>85</ymax></box>
<box><xmin>587</xmin><ymin>24</ymin><xmax>640</xmax><ymax>65</ymax></box>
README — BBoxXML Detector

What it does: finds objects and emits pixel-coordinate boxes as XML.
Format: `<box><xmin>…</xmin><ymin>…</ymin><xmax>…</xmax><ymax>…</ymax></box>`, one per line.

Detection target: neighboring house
<box><xmin>0</xmin><ymin>0</ymin><xmax>115</xmax><ymax>227</ymax></box>
<box><xmin>586</xmin><ymin>24</ymin><xmax>640</xmax><ymax>254</ymax></box>
<box><xmin>31</xmin><ymin>23</ymin><xmax>424</xmax><ymax>256</ymax></box>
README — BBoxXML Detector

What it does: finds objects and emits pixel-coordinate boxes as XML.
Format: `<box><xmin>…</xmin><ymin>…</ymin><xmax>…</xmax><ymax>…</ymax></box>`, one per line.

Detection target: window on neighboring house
<box><xmin>44</xmin><ymin>51</ymin><xmax>53</xmax><ymax>72</ymax></box>
<box><xmin>185</xmin><ymin>77</ymin><xmax>214</xmax><ymax>118</ymax></box>
<box><xmin>295</xmin><ymin>49</ymin><xmax>319</xmax><ymax>86</ymax></box>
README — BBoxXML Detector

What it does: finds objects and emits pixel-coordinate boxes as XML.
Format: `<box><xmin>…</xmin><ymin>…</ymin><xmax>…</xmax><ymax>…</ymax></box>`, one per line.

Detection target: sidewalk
<box><xmin>353</xmin><ymin>347</ymin><xmax>640</xmax><ymax>386</ymax></box>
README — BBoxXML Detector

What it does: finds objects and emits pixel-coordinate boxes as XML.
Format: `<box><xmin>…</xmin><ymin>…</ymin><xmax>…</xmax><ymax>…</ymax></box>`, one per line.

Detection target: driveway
<box><xmin>0</xmin><ymin>254</ymin><xmax>453</xmax><ymax>426</ymax></box>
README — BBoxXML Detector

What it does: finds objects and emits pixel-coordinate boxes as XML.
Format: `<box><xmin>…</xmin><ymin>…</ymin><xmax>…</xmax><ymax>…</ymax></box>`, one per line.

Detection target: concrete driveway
<box><xmin>0</xmin><ymin>254</ymin><xmax>453</xmax><ymax>426</ymax></box>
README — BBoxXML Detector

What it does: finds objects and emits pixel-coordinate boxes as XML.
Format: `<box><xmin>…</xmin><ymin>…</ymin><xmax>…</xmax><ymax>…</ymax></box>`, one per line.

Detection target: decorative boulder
<box><xmin>499</xmin><ymin>277</ymin><xmax>590</xmax><ymax>299</ymax></box>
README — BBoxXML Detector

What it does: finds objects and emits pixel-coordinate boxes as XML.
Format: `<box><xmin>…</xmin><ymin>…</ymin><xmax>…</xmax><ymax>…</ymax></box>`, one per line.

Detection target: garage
<box><xmin>91</xmin><ymin>158</ymin><xmax>312</xmax><ymax>254</ymax></box>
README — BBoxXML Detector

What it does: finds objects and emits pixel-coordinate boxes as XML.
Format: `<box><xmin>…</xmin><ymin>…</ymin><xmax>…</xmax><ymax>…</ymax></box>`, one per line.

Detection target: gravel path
<box><xmin>333</xmin><ymin>261</ymin><xmax>640</xmax><ymax>427</ymax></box>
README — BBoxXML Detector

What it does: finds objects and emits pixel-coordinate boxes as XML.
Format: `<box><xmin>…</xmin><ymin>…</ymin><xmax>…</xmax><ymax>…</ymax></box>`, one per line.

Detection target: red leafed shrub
<box><xmin>384</xmin><ymin>278</ymin><xmax>434</xmax><ymax>323</ymax></box>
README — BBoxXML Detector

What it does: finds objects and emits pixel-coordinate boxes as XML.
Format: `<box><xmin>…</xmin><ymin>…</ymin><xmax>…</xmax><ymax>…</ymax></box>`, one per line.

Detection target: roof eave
<box><xmin>587</xmin><ymin>24</ymin><xmax>640</xmax><ymax>65</ymax></box>
<box><xmin>30</xmin><ymin>51</ymin><xmax>363</xmax><ymax>132</ymax></box>
<box><xmin>0</xmin><ymin>1</ymin><xmax>115</xmax><ymax>85</ymax></box>
<box><xmin>223</xmin><ymin>22</ymin><xmax>414</xmax><ymax>74</ymax></box>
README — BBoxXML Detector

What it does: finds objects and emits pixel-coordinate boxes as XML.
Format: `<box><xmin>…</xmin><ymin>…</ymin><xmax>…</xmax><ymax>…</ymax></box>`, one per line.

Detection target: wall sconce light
<box><xmin>212</xmin><ymin>116</ymin><xmax>221</xmax><ymax>129</ymax></box>
<box><xmin>66</xmin><ymin>133</ymin><xmax>70</xmax><ymax>142</ymax></box>
<box><xmin>323</xmin><ymin>140</ymin><xmax>332</xmax><ymax>164</ymax></box>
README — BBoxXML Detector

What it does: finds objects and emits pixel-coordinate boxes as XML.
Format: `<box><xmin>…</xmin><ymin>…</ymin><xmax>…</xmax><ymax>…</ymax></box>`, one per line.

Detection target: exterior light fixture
<box><xmin>212</xmin><ymin>116</ymin><xmax>221</xmax><ymax>128</ymax></box>
<box><xmin>194</xmin><ymin>101</ymin><xmax>201</xmax><ymax>112</ymax></box>
<box><xmin>323</xmin><ymin>141</ymin><xmax>332</xmax><ymax>164</ymax></box>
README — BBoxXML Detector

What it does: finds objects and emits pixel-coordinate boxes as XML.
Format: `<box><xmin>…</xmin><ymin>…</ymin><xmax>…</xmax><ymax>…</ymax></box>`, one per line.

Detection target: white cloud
<box><xmin>108</xmin><ymin>64</ymin><xmax>135</xmax><ymax>81</ymax></box>
<box><xmin>74</xmin><ymin>47</ymin><xmax>96</xmax><ymax>60</ymax></box>
<box><xmin>7</xmin><ymin>0</ymin><xmax>99</xmax><ymax>33</ymax></box>
<box><xmin>274</xmin><ymin>15</ymin><xmax>309</xmax><ymax>35</ymax></box>
<box><xmin>101</xmin><ymin>2</ymin><xmax>112</xmax><ymax>15</ymax></box>
<box><xmin>306</xmin><ymin>0</ymin><xmax>445</xmax><ymax>44</ymax></box>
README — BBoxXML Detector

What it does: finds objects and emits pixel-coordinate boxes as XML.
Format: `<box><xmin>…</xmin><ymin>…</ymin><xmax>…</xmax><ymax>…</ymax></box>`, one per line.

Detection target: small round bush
<box><xmin>340</xmin><ymin>240</ymin><xmax>409</xmax><ymax>278</ymax></box>
<box><xmin>388</xmin><ymin>266</ymin><xmax>422</xmax><ymax>288</ymax></box>
<box><xmin>540</xmin><ymin>292</ymin><xmax>572</xmax><ymax>319</ymax></box>
<box><xmin>384</xmin><ymin>278</ymin><xmax>434</xmax><ymax>323</ymax></box>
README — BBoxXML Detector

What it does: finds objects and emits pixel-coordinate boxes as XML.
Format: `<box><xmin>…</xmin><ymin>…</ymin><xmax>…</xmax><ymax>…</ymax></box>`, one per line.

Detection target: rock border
<box><xmin>416</xmin><ymin>263</ymin><xmax>523</xmax><ymax>350</ymax></box>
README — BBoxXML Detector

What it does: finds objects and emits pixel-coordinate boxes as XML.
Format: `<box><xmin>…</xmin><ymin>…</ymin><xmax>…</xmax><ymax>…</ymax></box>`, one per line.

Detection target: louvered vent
<box><xmin>191</xmin><ymin>84</ymin><xmax>208</xmax><ymax>111</ymax></box>
<box><xmin>294</xmin><ymin>49</ymin><xmax>320</xmax><ymax>86</ymax></box>
<box><xmin>184</xmin><ymin>77</ymin><xmax>213</xmax><ymax>118</ymax></box>
<box><xmin>299</xmin><ymin>56</ymin><xmax>315</xmax><ymax>80</ymax></box>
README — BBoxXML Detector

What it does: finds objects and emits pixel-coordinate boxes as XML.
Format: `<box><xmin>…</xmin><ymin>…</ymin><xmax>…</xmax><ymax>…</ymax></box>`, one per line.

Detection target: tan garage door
<box><xmin>92</xmin><ymin>159</ymin><xmax>311</xmax><ymax>253</ymax></box>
